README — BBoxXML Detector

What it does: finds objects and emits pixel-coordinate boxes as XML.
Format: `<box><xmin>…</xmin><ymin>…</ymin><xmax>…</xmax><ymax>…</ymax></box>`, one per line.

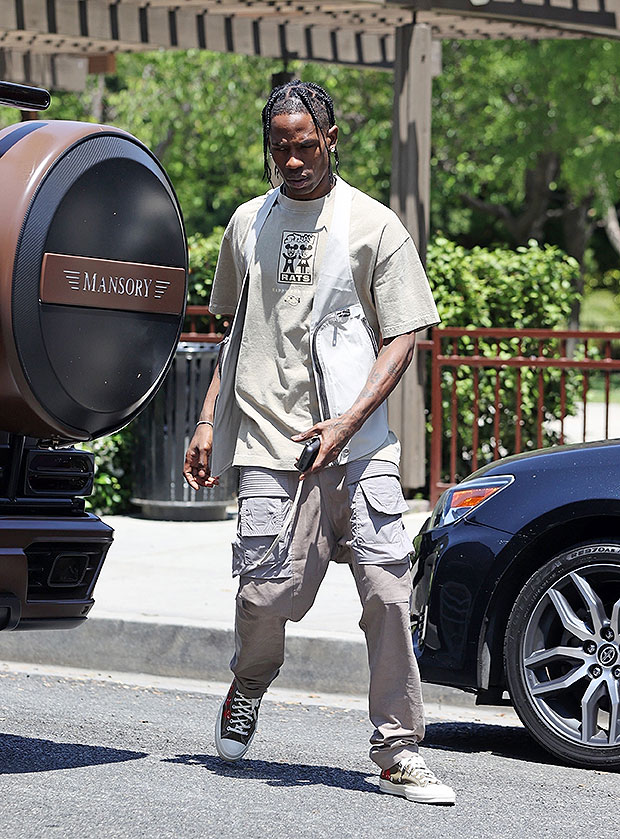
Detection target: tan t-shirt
<box><xmin>209</xmin><ymin>181</ymin><xmax>440</xmax><ymax>470</ymax></box>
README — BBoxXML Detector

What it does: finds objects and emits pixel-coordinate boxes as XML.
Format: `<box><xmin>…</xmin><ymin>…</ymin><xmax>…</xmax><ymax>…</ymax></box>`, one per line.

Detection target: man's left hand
<box><xmin>292</xmin><ymin>415</ymin><xmax>358</xmax><ymax>477</ymax></box>
<box><xmin>291</xmin><ymin>331</ymin><xmax>417</xmax><ymax>478</ymax></box>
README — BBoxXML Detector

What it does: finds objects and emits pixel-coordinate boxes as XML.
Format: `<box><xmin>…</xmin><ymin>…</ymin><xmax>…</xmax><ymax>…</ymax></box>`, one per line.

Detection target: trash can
<box><xmin>131</xmin><ymin>342</ymin><xmax>238</xmax><ymax>520</ymax></box>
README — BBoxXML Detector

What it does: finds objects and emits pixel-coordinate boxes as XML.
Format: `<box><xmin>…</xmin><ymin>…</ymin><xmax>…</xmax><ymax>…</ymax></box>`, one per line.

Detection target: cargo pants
<box><xmin>230</xmin><ymin>461</ymin><xmax>426</xmax><ymax>770</ymax></box>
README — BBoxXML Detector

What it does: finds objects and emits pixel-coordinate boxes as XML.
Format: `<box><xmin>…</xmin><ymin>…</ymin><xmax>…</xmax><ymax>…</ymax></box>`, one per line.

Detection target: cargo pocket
<box><xmin>349</xmin><ymin>475</ymin><xmax>413</xmax><ymax>565</ymax></box>
<box><xmin>232</xmin><ymin>496</ymin><xmax>292</xmax><ymax>579</ymax></box>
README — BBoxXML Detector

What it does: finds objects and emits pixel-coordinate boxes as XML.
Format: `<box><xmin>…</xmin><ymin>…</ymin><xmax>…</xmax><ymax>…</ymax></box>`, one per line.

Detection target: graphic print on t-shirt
<box><xmin>278</xmin><ymin>231</ymin><xmax>318</xmax><ymax>284</ymax></box>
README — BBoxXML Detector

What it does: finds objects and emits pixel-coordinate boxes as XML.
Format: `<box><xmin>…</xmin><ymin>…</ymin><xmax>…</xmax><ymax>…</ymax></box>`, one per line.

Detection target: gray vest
<box><xmin>211</xmin><ymin>178</ymin><xmax>390</xmax><ymax>476</ymax></box>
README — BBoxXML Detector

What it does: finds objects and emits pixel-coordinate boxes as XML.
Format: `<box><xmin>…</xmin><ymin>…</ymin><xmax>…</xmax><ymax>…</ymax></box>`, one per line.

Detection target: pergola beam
<box><xmin>4</xmin><ymin>0</ymin><xmax>616</xmax><ymax>92</ymax></box>
<box><xmin>0</xmin><ymin>47</ymin><xmax>88</xmax><ymax>89</ymax></box>
<box><xmin>1</xmin><ymin>3</ymin><xmax>403</xmax><ymax>72</ymax></box>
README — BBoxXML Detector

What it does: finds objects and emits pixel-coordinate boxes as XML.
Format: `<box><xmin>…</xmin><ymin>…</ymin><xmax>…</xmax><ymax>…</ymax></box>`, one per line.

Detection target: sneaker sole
<box><xmin>379</xmin><ymin>778</ymin><xmax>456</xmax><ymax>805</ymax></box>
<box><xmin>214</xmin><ymin>701</ymin><xmax>256</xmax><ymax>762</ymax></box>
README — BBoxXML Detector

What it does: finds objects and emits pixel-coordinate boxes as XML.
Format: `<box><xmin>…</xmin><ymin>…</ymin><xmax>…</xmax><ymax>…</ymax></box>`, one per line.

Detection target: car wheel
<box><xmin>505</xmin><ymin>543</ymin><xmax>620</xmax><ymax>768</ymax></box>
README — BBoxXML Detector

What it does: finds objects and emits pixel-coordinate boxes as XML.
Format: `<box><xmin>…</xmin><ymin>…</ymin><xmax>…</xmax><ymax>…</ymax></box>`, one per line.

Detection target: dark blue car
<box><xmin>412</xmin><ymin>439</ymin><xmax>620</xmax><ymax>769</ymax></box>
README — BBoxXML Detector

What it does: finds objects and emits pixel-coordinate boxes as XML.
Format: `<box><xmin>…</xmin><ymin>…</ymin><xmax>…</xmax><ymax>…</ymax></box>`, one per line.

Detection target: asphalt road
<box><xmin>0</xmin><ymin>663</ymin><xmax>617</xmax><ymax>839</ymax></box>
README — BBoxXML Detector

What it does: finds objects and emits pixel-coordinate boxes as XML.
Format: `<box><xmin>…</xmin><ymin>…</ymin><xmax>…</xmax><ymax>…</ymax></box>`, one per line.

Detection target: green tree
<box><xmin>426</xmin><ymin>237</ymin><xmax>582</xmax><ymax>482</ymax></box>
<box><xmin>85</xmin><ymin>52</ymin><xmax>393</xmax><ymax>235</ymax></box>
<box><xmin>432</xmin><ymin>40</ymin><xmax>620</xmax><ymax>325</ymax></box>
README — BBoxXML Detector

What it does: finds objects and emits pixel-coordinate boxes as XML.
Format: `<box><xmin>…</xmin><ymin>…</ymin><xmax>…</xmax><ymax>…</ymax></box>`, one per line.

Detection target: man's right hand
<box><xmin>183</xmin><ymin>424</ymin><xmax>219</xmax><ymax>490</ymax></box>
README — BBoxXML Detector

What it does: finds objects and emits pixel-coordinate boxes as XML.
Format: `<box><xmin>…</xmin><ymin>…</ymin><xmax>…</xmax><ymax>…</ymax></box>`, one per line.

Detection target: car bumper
<box><xmin>412</xmin><ymin>517</ymin><xmax>515</xmax><ymax>690</ymax></box>
<box><xmin>0</xmin><ymin>512</ymin><xmax>113</xmax><ymax>630</ymax></box>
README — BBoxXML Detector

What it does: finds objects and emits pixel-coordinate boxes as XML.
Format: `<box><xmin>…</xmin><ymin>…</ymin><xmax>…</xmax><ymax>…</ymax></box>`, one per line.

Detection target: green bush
<box><xmin>186</xmin><ymin>228</ymin><xmax>228</xmax><ymax>333</ymax></box>
<box><xmin>79</xmin><ymin>429</ymin><xmax>134</xmax><ymax>516</ymax></box>
<box><xmin>426</xmin><ymin>237</ymin><xmax>581</xmax><ymax>482</ymax></box>
<box><xmin>187</xmin><ymin>227</ymin><xmax>225</xmax><ymax>303</ymax></box>
<box><xmin>427</xmin><ymin>237</ymin><xmax>578</xmax><ymax>329</ymax></box>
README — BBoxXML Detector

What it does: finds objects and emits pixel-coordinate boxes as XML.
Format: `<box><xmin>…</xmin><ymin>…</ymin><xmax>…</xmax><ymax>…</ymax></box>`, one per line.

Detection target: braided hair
<box><xmin>262</xmin><ymin>80</ymin><xmax>340</xmax><ymax>186</ymax></box>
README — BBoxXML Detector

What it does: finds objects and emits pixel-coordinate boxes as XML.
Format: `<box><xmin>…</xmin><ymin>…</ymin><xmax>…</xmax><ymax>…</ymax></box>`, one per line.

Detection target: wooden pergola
<box><xmin>2</xmin><ymin>0</ymin><xmax>618</xmax><ymax>488</ymax></box>
<box><xmin>1</xmin><ymin>1</ymin><xmax>618</xmax><ymax>81</ymax></box>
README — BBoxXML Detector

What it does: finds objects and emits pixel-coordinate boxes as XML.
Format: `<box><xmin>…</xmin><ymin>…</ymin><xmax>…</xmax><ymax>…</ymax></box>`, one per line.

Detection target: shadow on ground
<box><xmin>170</xmin><ymin>720</ymin><xmax>619</xmax><ymax>776</ymax></box>
<box><xmin>425</xmin><ymin>721</ymin><xmax>619</xmax><ymax>771</ymax></box>
<box><xmin>425</xmin><ymin>720</ymin><xmax>548</xmax><ymax>762</ymax></box>
<box><xmin>165</xmin><ymin>753</ymin><xmax>377</xmax><ymax>791</ymax></box>
<box><xmin>0</xmin><ymin>732</ymin><xmax>148</xmax><ymax>775</ymax></box>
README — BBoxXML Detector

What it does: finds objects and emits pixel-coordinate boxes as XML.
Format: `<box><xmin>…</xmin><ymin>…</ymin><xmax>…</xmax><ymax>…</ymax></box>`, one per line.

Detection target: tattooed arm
<box><xmin>291</xmin><ymin>331</ymin><xmax>416</xmax><ymax>475</ymax></box>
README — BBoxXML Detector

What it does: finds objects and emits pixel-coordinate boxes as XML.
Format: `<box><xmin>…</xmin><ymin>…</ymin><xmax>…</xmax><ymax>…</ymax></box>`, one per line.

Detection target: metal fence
<box><xmin>181</xmin><ymin>305</ymin><xmax>223</xmax><ymax>344</ymax></box>
<box><xmin>180</xmin><ymin>312</ymin><xmax>620</xmax><ymax>507</ymax></box>
<box><xmin>428</xmin><ymin>328</ymin><xmax>620</xmax><ymax>504</ymax></box>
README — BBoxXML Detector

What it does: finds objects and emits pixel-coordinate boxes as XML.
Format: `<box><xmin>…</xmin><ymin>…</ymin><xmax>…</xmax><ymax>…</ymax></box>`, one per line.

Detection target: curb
<box><xmin>0</xmin><ymin>616</ymin><xmax>478</xmax><ymax>708</ymax></box>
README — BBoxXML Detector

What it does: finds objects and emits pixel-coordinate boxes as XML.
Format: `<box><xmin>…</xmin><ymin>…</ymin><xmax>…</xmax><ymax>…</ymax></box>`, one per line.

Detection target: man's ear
<box><xmin>327</xmin><ymin>124</ymin><xmax>338</xmax><ymax>152</ymax></box>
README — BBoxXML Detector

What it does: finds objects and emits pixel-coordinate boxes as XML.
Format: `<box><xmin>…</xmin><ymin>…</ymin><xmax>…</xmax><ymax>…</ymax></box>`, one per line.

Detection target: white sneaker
<box><xmin>214</xmin><ymin>682</ymin><xmax>262</xmax><ymax>762</ymax></box>
<box><xmin>379</xmin><ymin>754</ymin><xmax>456</xmax><ymax>805</ymax></box>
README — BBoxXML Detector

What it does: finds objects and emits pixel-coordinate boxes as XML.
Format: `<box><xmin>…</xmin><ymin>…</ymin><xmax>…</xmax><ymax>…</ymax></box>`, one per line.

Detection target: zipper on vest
<box><xmin>311</xmin><ymin>310</ymin><xmax>378</xmax><ymax>421</ymax></box>
<box><xmin>362</xmin><ymin>316</ymin><xmax>379</xmax><ymax>356</ymax></box>
<box><xmin>310</xmin><ymin>312</ymin><xmax>335</xmax><ymax>421</ymax></box>
<box><xmin>331</xmin><ymin>308</ymin><xmax>351</xmax><ymax>346</ymax></box>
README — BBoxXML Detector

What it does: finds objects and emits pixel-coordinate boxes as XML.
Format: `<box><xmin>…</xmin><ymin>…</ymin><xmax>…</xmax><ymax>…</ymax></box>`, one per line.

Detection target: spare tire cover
<box><xmin>0</xmin><ymin>120</ymin><xmax>187</xmax><ymax>441</ymax></box>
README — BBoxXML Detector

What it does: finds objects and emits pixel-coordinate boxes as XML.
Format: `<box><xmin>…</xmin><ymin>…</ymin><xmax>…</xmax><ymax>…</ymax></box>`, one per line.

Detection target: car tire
<box><xmin>505</xmin><ymin>542</ymin><xmax>620</xmax><ymax>768</ymax></box>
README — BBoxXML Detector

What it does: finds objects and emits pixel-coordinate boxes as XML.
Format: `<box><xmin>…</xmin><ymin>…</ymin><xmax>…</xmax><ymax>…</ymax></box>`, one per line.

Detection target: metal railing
<box><xmin>180</xmin><ymin>305</ymin><xmax>224</xmax><ymax>343</ymax></box>
<box><xmin>179</xmin><ymin>314</ymin><xmax>620</xmax><ymax>506</ymax></box>
<box><xmin>429</xmin><ymin>328</ymin><xmax>620</xmax><ymax>504</ymax></box>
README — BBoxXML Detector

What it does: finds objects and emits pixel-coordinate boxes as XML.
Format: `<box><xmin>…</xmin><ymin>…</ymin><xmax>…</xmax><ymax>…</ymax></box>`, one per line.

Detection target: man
<box><xmin>183</xmin><ymin>80</ymin><xmax>454</xmax><ymax>806</ymax></box>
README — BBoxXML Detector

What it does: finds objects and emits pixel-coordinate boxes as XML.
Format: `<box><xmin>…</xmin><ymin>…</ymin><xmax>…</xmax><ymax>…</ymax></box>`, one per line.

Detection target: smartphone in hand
<box><xmin>295</xmin><ymin>437</ymin><xmax>321</xmax><ymax>472</ymax></box>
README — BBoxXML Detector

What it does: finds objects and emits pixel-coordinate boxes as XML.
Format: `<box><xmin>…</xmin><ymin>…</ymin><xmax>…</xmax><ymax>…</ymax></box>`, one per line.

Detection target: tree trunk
<box><xmin>603</xmin><ymin>203</ymin><xmax>620</xmax><ymax>259</ymax></box>
<box><xmin>461</xmin><ymin>151</ymin><xmax>558</xmax><ymax>245</ymax></box>
<box><xmin>516</xmin><ymin>152</ymin><xmax>559</xmax><ymax>243</ymax></box>
<box><xmin>562</xmin><ymin>196</ymin><xmax>593</xmax><ymax>331</ymax></box>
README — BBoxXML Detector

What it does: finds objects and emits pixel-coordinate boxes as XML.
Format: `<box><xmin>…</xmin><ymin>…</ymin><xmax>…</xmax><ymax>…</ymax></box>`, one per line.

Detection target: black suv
<box><xmin>0</xmin><ymin>432</ymin><xmax>112</xmax><ymax>631</ymax></box>
<box><xmin>0</xmin><ymin>82</ymin><xmax>187</xmax><ymax>634</ymax></box>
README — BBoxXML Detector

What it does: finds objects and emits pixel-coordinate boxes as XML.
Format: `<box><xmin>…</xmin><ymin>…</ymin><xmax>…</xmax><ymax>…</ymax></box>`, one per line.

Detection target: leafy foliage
<box><xmin>431</xmin><ymin>39</ymin><xmax>620</xmax><ymax>291</ymax></box>
<box><xmin>428</xmin><ymin>237</ymin><xmax>578</xmax><ymax>328</ymax></box>
<box><xmin>187</xmin><ymin>228</ymin><xmax>225</xmax><ymax>304</ymax></box>
<box><xmin>79</xmin><ymin>430</ymin><xmax>134</xmax><ymax>515</ymax></box>
<box><xmin>426</xmin><ymin>238</ymin><xmax>581</xmax><ymax>482</ymax></box>
<box><xmin>185</xmin><ymin>227</ymin><xmax>228</xmax><ymax>336</ymax></box>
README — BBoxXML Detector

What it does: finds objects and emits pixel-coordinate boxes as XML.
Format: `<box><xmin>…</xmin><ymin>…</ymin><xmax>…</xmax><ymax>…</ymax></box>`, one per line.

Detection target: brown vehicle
<box><xmin>0</xmin><ymin>81</ymin><xmax>187</xmax><ymax>631</ymax></box>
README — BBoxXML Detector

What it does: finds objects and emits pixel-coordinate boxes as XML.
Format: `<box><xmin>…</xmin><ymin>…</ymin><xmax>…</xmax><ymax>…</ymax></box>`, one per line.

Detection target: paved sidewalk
<box><xmin>94</xmin><ymin>510</ymin><xmax>430</xmax><ymax>639</ymax></box>
<box><xmin>0</xmin><ymin>506</ymin><xmax>482</xmax><ymax>707</ymax></box>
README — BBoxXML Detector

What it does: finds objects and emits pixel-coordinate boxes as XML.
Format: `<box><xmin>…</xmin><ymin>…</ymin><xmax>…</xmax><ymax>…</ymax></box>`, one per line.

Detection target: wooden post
<box><xmin>388</xmin><ymin>22</ymin><xmax>433</xmax><ymax>492</ymax></box>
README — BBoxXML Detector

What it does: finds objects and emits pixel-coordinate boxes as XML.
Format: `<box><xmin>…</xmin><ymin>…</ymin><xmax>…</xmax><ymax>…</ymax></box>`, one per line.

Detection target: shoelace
<box><xmin>226</xmin><ymin>693</ymin><xmax>259</xmax><ymax>736</ymax></box>
<box><xmin>398</xmin><ymin>757</ymin><xmax>440</xmax><ymax>786</ymax></box>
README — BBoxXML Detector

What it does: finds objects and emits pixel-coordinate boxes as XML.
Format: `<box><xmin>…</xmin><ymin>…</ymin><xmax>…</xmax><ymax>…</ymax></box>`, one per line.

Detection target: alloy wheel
<box><xmin>522</xmin><ymin>563</ymin><xmax>620</xmax><ymax>747</ymax></box>
<box><xmin>505</xmin><ymin>545</ymin><xmax>620</xmax><ymax>767</ymax></box>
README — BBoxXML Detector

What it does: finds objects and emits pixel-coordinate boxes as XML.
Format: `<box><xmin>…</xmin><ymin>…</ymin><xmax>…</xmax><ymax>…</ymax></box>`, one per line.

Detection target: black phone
<box><xmin>296</xmin><ymin>437</ymin><xmax>321</xmax><ymax>472</ymax></box>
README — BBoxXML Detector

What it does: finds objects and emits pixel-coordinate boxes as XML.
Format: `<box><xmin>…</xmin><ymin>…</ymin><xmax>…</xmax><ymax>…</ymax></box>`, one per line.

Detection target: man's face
<box><xmin>269</xmin><ymin>111</ymin><xmax>338</xmax><ymax>201</ymax></box>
